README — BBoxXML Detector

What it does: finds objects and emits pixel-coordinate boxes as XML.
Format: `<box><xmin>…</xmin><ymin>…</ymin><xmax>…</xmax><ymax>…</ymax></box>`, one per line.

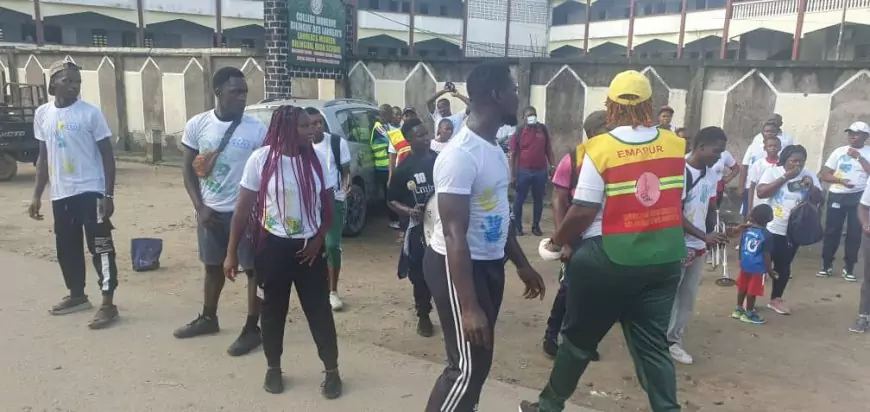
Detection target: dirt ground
<box><xmin>1</xmin><ymin>162</ymin><xmax>869</xmax><ymax>412</ymax></box>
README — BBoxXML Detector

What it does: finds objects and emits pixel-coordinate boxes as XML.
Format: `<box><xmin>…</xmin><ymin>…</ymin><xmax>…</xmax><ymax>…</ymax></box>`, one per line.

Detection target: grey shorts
<box><xmin>196</xmin><ymin>211</ymin><xmax>256</xmax><ymax>271</ymax></box>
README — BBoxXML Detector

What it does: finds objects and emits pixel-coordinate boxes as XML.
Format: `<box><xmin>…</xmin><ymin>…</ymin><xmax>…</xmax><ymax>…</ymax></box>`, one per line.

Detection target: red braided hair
<box><xmin>249</xmin><ymin>105</ymin><xmax>332</xmax><ymax>250</ymax></box>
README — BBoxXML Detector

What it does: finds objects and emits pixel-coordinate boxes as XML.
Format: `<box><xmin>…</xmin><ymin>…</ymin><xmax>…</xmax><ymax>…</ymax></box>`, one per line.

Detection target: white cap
<box><xmin>845</xmin><ymin>121</ymin><xmax>870</xmax><ymax>134</ymax></box>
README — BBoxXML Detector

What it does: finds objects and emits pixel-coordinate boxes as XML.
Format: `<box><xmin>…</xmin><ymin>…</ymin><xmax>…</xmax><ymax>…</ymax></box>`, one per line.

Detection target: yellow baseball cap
<box><xmin>607</xmin><ymin>70</ymin><xmax>652</xmax><ymax>106</ymax></box>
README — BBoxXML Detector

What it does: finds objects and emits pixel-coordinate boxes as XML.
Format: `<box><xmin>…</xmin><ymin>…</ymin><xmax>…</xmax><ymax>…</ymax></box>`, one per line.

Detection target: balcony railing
<box><xmin>733</xmin><ymin>0</ymin><xmax>870</xmax><ymax>20</ymax></box>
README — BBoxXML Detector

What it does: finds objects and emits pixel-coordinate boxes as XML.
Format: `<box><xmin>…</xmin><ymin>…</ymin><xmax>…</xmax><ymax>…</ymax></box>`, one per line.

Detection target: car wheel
<box><xmin>342</xmin><ymin>182</ymin><xmax>367</xmax><ymax>237</ymax></box>
<box><xmin>0</xmin><ymin>153</ymin><xmax>18</xmax><ymax>181</ymax></box>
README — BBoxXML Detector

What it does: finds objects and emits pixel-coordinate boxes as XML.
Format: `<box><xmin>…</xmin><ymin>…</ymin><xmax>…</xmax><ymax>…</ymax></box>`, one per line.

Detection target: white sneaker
<box><xmin>329</xmin><ymin>292</ymin><xmax>344</xmax><ymax>311</ymax></box>
<box><xmin>669</xmin><ymin>344</ymin><xmax>694</xmax><ymax>365</ymax></box>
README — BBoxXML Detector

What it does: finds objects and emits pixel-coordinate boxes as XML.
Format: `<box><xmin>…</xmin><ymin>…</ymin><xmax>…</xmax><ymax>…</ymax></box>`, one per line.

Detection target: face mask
<box><xmin>526</xmin><ymin>115</ymin><xmax>537</xmax><ymax>125</ymax></box>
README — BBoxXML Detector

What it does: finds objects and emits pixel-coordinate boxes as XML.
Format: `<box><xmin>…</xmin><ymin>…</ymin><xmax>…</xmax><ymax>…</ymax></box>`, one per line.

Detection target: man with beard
<box><xmin>424</xmin><ymin>61</ymin><xmax>546</xmax><ymax>412</ymax></box>
<box><xmin>173</xmin><ymin>67</ymin><xmax>268</xmax><ymax>356</ymax></box>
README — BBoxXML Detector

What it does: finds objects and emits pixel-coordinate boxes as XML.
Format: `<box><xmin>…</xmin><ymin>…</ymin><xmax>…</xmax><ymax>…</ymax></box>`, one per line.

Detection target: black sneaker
<box><xmin>49</xmin><ymin>295</ymin><xmax>93</xmax><ymax>315</ymax></box>
<box><xmin>227</xmin><ymin>326</ymin><xmax>262</xmax><ymax>356</ymax></box>
<box><xmin>417</xmin><ymin>315</ymin><xmax>434</xmax><ymax>338</ymax></box>
<box><xmin>532</xmin><ymin>226</ymin><xmax>543</xmax><ymax>236</ymax></box>
<box><xmin>542</xmin><ymin>339</ymin><xmax>558</xmax><ymax>358</ymax></box>
<box><xmin>321</xmin><ymin>369</ymin><xmax>343</xmax><ymax>399</ymax></box>
<box><xmin>173</xmin><ymin>314</ymin><xmax>219</xmax><ymax>339</ymax></box>
<box><xmin>518</xmin><ymin>400</ymin><xmax>539</xmax><ymax>412</ymax></box>
<box><xmin>263</xmin><ymin>367</ymin><xmax>284</xmax><ymax>394</ymax></box>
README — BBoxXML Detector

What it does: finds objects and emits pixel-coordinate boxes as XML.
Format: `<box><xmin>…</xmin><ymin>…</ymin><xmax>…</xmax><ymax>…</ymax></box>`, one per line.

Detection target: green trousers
<box><xmin>537</xmin><ymin>236</ymin><xmax>682</xmax><ymax>412</ymax></box>
<box><xmin>325</xmin><ymin>199</ymin><xmax>346</xmax><ymax>270</ymax></box>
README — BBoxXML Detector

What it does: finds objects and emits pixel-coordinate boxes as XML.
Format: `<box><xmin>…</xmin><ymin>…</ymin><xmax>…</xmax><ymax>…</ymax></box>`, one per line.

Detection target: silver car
<box><xmin>245</xmin><ymin>98</ymin><xmax>382</xmax><ymax>237</ymax></box>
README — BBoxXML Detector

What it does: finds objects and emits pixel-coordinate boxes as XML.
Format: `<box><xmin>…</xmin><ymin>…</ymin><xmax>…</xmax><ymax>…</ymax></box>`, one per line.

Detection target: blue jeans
<box><xmin>514</xmin><ymin>168</ymin><xmax>547</xmax><ymax>230</ymax></box>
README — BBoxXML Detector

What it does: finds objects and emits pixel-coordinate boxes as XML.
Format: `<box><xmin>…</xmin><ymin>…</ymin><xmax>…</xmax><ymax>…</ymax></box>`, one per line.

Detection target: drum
<box><xmin>422</xmin><ymin>193</ymin><xmax>439</xmax><ymax>246</ymax></box>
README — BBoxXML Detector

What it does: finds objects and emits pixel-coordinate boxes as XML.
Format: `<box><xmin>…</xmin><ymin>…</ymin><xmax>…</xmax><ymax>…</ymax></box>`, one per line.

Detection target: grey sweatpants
<box><xmin>859</xmin><ymin>235</ymin><xmax>870</xmax><ymax>315</ymax></box>
<box><xmin>667</xmin><ymin>254</ymin><xmax>706</xmax><ymax>346</ymax></box>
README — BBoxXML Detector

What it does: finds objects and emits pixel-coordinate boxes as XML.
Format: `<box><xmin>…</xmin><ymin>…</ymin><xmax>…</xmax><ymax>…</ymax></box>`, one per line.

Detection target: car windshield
<box><xmin>246</xmin><ymin>107</ymin><xmax>277</xmax><ymax>126</ymax></box>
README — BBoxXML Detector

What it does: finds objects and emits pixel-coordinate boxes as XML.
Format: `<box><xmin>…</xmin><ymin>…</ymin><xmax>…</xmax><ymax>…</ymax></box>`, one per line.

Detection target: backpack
<box><xmin>329</xmin><ymin>133</ymin><xmax>342</xmax><ymax>180</ymax></box>
<box><xmin>787</xmin><ymin>202</ymin><xmax>824</xmax><ymax>246</ymax></box>
<box><xmin>683</xmin><ymin>166</ymin><xmax>707</xmax><ymax>205</ymax></box>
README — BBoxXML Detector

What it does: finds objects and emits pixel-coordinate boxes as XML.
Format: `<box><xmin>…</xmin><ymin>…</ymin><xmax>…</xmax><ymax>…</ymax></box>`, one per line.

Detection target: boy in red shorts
<box><xmin>733</xmin><ymin>204</ymin><xmax>778</xmax><ymax>324</ymax></box>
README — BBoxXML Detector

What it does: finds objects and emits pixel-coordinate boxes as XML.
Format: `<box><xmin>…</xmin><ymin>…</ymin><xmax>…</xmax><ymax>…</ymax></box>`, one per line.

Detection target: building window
<box><xmin>44</xmin><ymin>25</ymin><xmax>63</xmax><ymax>44</ymax></box>
<box><xmin>695</xmin><ymin>0</ymin><xmax>706</xmax><ymax>9</ymax></box>
<box><xmin>596</xmin><ymin>10</ymin><xmax>607</xmax><ymax>20</ymax></box>
<box><xmin>656</xmin><ymin>2</ymin><xmax>667</xmax><ymax>13</ymax></box>
<box><xmin>368</xmin><ymin>0</ymin><xmax>379</xmax><ymax>9</ymax></box>
<box><xmin>624</xmin><ymin>7</ymin><xmax>631</xmax><ymax>18</ymax></box>
<box><xmin>0</xmin><ymin>28</ymin><xmax>4</xmax><ymax>42</ymax></box>
<box><xmin>439</xmin><ymin>5</ymin><xmax>448</xmax><ymax>16</ymax></box>
<box><xmin>689</xmin><ymin>51</ymin><xmax>700</xmax><ymax>59</ymax></box>
<box><xmin>401</xmin><ymin>1</ymin><xmax>410</xmax><ymax>12</ymax></box>
<box><xmin>436</xmin><ymin>49</ymin><xmax>447</xmax><ymax>57</ymax></box>
<box><xmin>122</xmin><ymin>31</ymin><xmax>136</xmax><ymax>47</ymax></box>
<box><xmin>643</xmin><ymin>4</ymin><xmax>653</xmax><ymax>15</ymax></box>
<box><xmin>144</xmin><ymin>33</ymin><xmax>155</xmax><ymax>48</ymax></box>
<box><xmin>367</xmin><ymin>46</ymin><xmax>378</xmax><ymax>56</ymax></box>
<box><xmin>400</xmin><ymin>47</ymin><xmax>409</xmax><ymax>56</ymax></box>
<box><xmin>705</xmin><ymin>51</ymin><xmax>715</xmax><ymax>59</ymax></box>
<box><xmin>388</xmin><ymin>0</ymin><xmax>398</xmax><ymax>11</ymax></box>
<box><xmin>92</xmin><ymin>29</ymin><xmax>108</xmax><ymax>46</ymax></box>
<box><xmin>419</xmin><ymin>2</ymin><xmax>429</xmax><ymax>14</ymax></box>
<box><xmin>418</xmin><ymin>50</ymin><xmax>429</xmax><ymax>57</ymax></box>
<box><xmin>241</xmin><ymin>39</ymin><xmax>256</xmax><ymax>49</ymax></box>
<box><xmin>387</xmin><ymin>48</ymin><xmax>397</xmax><ymax>56</ymax></box>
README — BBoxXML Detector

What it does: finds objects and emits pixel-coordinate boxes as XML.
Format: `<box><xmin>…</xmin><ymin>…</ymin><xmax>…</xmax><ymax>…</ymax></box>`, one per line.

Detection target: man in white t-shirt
<box><xmin>817</xmin><ymin>121</ymin><xmax>870</xmax><ymax>281</ymax></box>
<box><xmin>668</xmin><ymin>127</ymin><xmax>729</xmax><ymax>366</ymax></box>
<box><xmin>739</xmin><ymin>120</ymin><xmax>784</xmax><ymax>216</ymax></box>
<box><xmin>174</xmin><ymin>67</ymin><xmax>268</xmax><ymax>357</ymax></box>
<box><xmin>29</xmin><ymin>61</ymin><xmax>120</xmax><ymax>330</ymax></box>
<box><xmin>426</xmin><ymin>88</ymin><xmax>470</xmax><ymax>138</ymax></box>
<box><xmin>306</xmin><ymin>107</ymin><xmax>352</xmax><ymax>310</ymax></box>
<box><xmin>424</xmin><ymin>62</ymin><xmax>545</xmax><ymax>412</ymax></box>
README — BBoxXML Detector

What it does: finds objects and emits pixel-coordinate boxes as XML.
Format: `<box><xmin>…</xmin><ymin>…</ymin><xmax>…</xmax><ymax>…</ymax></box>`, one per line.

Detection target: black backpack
<box><xmin>787</xmin><ymin>202</ymin><xmax>823</xmax><ymax>246</ymax></box>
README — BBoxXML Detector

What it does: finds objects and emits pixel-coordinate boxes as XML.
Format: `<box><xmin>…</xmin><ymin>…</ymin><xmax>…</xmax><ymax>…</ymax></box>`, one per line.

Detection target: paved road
<box><xmin>0</xmin><ymin>251</ymin><xmax>592</xmax><ymax>412</ymax></box>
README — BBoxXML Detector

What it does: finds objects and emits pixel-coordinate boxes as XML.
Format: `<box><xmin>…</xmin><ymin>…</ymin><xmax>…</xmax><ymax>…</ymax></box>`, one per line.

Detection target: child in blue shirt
<box><xmin>733</xmin><ymin>204</ymin><xmax>778</xmax><ymax>324</ymax></box>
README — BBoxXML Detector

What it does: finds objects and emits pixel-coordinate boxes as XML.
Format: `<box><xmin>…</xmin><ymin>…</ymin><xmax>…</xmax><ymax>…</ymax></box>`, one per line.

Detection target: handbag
<box><xmin>193</xmin><ymin>118</ymin><xmax>241</xmax><ymax>178</ymax></box>
<box><xmin>131</xmin><ymin>238</ymin><xmax>163</xmax><ymax>272</ymax></box>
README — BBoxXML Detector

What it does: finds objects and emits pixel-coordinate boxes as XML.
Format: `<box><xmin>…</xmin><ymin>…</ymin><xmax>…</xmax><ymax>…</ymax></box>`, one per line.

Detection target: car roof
<box><xmin>246</xmin><ymin>98</ymin><xmax>377</xmax><ymax>112</ymax></box>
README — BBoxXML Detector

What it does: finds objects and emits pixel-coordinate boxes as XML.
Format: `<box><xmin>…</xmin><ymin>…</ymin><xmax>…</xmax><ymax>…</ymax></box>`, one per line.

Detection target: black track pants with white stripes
<box><xmin>423</xmin><ymin>247</ymin><xmax>505</xmax><ymax>412</ymax></box>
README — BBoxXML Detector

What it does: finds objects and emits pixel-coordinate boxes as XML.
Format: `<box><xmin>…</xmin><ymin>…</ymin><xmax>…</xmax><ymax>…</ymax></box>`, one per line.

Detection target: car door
<box><xmin>333</xmin><ymin>106</ymin><xmax>380</xmax><ymax>201</ymax></box>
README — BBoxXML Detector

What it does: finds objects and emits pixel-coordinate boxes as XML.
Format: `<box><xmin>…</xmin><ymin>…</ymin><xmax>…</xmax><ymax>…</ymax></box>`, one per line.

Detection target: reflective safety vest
<box><xmin>370</xmin><ymin>121</ymin><xmax>390</xmax><ymax>170</ymax></box>
<box><xmin>387</xmin><ymin>128</ymin><xmax>411</xmax><ymax>166</ymax></box>
<box><xmin>584</xmin><ymin>129</ymin><xmax>686</xmax><ymax>266</ymax></box>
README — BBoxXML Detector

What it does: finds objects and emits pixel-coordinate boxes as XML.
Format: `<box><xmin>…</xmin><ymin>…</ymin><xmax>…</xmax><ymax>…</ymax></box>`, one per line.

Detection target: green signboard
<box><xmin>288</xmin><ymin>0</ymin><xmax>346</xmax><ymax>68</ymax></box>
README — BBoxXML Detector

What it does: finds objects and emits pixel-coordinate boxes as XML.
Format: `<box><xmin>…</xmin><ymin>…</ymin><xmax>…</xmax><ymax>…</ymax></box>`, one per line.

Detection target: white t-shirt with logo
<box><xmin>34</xmin><ymin>100</ymin><xmax>112</xmax><ymax>201</ymax></box>
<box><xmin>573</xmin><ymin>126</ymin><xmax>686</xmax><ymax>239</ymax></box>
<box><xmin>312</xmin><ymin>133</ymin><xmax>351</xmax><ymax>201</ymax></box>
<box><xmin>429</xmin><ymin>127</ymin><xmax>511</xmax><ymax>261</ymax></box>
<box><xmin>181</xmin><ymin>111</ymin><xmax>267</xmax><ymax>213</ymax></box>
<box><xmin>823</xmin><ymin>145</ymin><xmax>870</xmax><ymax>194</ymax></box>
<box><xmin>683</xmin><ymin>165</ymin><xmax>718</xmax><ymax>250</ymax></box>
<box><xmin>240</xmin><ymin>146</ymin><xmax>334</xmax><ymax>239</ymax></box>
<box><xmin>747</xmin><ymin>157</ymin><xmax>778</xmax><ymax>208</ymax></box>
<box><xmin>432</xmin><ymin>111</ymin><xmax>468</xmax><ymax>139</ymax></box>
<box><xmin>758</xmin><ymin>166</ymin><xmax>821</xmax><ymax>236</ymax></box>
<box><xmin>710</xmin><ymin>150</ymin><xmax>736</xmax><ymax>183</ymax></box>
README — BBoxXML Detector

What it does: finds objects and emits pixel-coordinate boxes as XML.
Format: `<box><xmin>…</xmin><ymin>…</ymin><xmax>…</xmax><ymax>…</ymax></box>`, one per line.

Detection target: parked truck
<box><xmin>0</xmin><ymin>83</ymin><xmax>46</xmax><ymax>181</ymax></box>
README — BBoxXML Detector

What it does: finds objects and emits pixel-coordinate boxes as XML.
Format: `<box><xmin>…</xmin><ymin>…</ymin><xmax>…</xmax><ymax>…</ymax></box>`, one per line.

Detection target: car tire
<box><xmin>342</xmin><ymin>182</ymin><xmax>367</xmax><ymax>237</ymax></box>
<box><xmin>0</xmin><ymin>153</ymin><xmax>18</xmax><ymax>181</ymax></box>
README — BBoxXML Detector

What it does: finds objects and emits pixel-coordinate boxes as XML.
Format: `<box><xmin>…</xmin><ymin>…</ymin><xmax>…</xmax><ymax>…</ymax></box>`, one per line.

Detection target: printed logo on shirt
<box><xmin>477</xmin><ymin>188</ymin><xmax>498</xmax><ymax>212</ymax></box>
<box><xmin>743</xmin><ymin>236</ymin><xmax>760</xmax><ymax>254</ymax></box>
<box><xmin>635</xmin><ymin>172</ymin><xmax>662</xmax><ymax>207</ymax></box>
<box><xmin>481</xmin><ymin>214</ymin><xmax>503</xmax><ymax>243</ymax></box>
<box><xmin>229</xmin><ymin>136</ymin><xmax>254</xmax><ymax>150</ymax></box>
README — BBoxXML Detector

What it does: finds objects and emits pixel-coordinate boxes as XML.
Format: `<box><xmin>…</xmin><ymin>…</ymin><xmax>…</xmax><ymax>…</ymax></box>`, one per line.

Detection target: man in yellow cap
<box><xmin>520</xmin><ymin>71</ymin><xmax>686</xmax><ymax>412</ymax></box>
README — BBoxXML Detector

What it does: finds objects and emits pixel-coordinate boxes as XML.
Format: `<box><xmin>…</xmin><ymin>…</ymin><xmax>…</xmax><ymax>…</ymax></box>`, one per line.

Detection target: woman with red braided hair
<box><xmin>223</xmin><ymin>105</ymin><xmax>342</xmax><ymax>397</ymax></box>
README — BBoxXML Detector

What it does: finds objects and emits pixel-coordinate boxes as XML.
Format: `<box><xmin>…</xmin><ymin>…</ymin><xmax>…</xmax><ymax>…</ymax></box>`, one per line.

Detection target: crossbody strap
<box><xmin>215</xmin><ymin>118</ymin><xmax>242</xmax><ymax>154</ymax></box>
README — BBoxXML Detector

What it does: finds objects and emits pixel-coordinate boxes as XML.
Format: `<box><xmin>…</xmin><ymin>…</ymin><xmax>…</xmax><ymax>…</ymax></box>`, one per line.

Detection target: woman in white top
<box><xmin>817</xmin><ymin>122</ymin><xmax>870</xmax><ymax>281</ymax></box>
<box><xmin>223</xmin><ymin>106</ymin><xmax>342</xmax><ymax>398</ymax></box>
<box><xmin>756</xmin><ymin>145</ymin><xmax>823</xmax><ymax>315</ymax></box>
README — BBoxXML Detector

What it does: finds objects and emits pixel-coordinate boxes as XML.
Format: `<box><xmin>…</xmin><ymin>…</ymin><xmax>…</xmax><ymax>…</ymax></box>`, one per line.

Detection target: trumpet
<box><xmin>712</xmin><ymin>209</ymin><xmax>736</xmax><ymax>287</ymax></box>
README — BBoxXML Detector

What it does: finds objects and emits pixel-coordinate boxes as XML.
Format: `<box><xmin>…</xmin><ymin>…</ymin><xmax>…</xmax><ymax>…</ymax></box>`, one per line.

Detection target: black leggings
<box><xmin>771</xmin><ymin>234</ymin><xmax>799</xmax><ymax>300</ymax></box>
<box><xmin>256</xmin><ymin>233</ymin><xmax>338</xmax><ymax>370</ymax></box>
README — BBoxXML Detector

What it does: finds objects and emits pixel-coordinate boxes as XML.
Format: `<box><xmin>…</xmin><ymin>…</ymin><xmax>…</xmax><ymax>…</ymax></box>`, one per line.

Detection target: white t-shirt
<box><xmin>240</xmin><ymin>146</ymin><xmax>334</xmax><ymax>239</ymax></box>
<box><xmin>742</xmin><ymin>132</ymin><xmax>794</xmax><ymax>188</ymax></box>
<box><xmin>312</xmin><ymin>133</ymin><xmax>351</xmax><ymax>201</ymax></box>
<box><xmin>823</xmin><ymin>145</ymin><xmax>870</xmax><ymax>194</ymax></box>
<box><xmin>758</xmin><ymin>166</ymin><xmax>821</xmax><ymax>236</ymax></box>
<box><xmin>432</xmin><ymin>111</ymin><xmax>468</xmax><ymax>138</ymax></box>
<box><xmin>572</xmin><ymin>126</ymin><xmax>686</xmax><ymax>238</ymax></box>
<box><xmin>683</xmin><ymin>165</ymin><xmax>718</xmax><ymax>250</ymax></box>
<box><xmin>429</xmin><ymin>127</ymin><xmax>511</xmax><ymax>261</ymax></box>
<box><xmin>747</xmin><ymin>157</ymin><xmax>778</xmax><ymax>208</ymax></box>
<box><xmin>430</xmin><ymin>139</ymin><xmax>449</xmax><ymax>153</ymax></box>
<box><xmin>181</xmin><ymin>111</ymin><xmax>267</xmax><ymax>213</ymax></box>
<box><xmin>710</xmin><ymin>150</ymin><xmax>737</xmax><ymax>183</ymax></box>
<box><xmin>34</xmin><ymin>100</ymin><xmax>112</xmax><ymax>201</ymax></box>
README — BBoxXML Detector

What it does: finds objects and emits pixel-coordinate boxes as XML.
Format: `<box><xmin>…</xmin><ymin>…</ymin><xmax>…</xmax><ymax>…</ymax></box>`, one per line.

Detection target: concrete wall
<box><xmin>0</xmin><ymin>45</ymin><xmax>334</xmax><ymax>157</ymax></box>
<box><xmin>347</xmin><ymin>58</ymin><xmax>870</xmax><ymax>178</ymax></box>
